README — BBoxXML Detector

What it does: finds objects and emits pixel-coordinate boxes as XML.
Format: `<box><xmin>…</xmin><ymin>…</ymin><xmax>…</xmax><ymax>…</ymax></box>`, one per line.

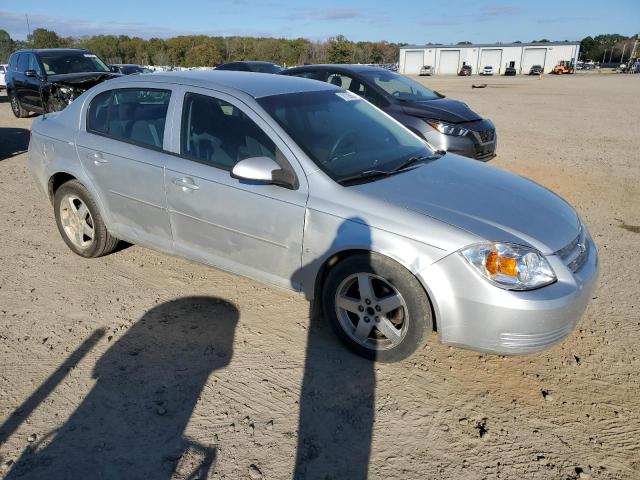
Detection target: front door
<box><xmin>76</xmin><ymin>86</ymin><xmax>174</xmax><ymax>250</ymax></box>
<box><xmin>164</xmin><ymin>88</ymin><xmax>307</xmax><ymax>290</ymax></box>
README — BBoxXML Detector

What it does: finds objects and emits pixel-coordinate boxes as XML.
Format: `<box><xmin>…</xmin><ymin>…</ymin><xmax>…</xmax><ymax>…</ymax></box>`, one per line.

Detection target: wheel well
<box><xmin>314</xmin><ymin>249</ymin><xmax>438</xmax><ymax>332</ymax></box>
<box><xmin>48</xmin><ymin>172</ymin><xmax>76</xmax><ymax>203</ymax></box>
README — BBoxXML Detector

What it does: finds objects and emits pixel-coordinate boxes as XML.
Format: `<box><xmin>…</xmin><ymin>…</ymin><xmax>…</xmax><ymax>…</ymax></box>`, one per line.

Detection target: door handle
<box><xmin>172</xmin><ymin>177</ymin><xmax>200</xmax><ymax>191</ymax></box>
<box><xmin>86</xmin><ymin>151</ymin><xmax>107</xmax><ymax>165</ymax></box>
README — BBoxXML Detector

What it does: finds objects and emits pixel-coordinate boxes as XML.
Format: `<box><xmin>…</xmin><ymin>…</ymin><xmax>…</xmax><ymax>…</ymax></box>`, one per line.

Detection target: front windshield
<box><xmin>362</xmin><ymin>70</ymin><xmax>441</xmax><ymax>101</ymax></box>
<box><xmin>39</xmin><ymin>52</ymin><xmax>110</xmax><ymax>75</ymax></box>
<box><xmin>258</xmin><ymin>90</ymin><xmax>433</xmax><ymax>182</ymax></box>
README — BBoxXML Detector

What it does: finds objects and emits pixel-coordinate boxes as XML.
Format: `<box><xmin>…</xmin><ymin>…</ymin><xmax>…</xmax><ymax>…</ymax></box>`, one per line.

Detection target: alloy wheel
<box><xmin>334</xmin><ymin>272</ymin><xmax>409</xmax><ymax>350</ymax></box>
<box><xmin>59</xmin><ymin>194</ymin><xmax>95</xmax><ymax>249</ymax></box>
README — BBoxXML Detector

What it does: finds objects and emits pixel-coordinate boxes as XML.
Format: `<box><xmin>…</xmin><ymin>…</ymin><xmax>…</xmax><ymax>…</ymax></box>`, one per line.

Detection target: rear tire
<box><xmin>322</xmin><ymin>253</ymin><xmax>433</xmax><ymax>362</ymax></box>
<box><xmin>9</xmin><ymin>90</ymin><xmax>29</xmax><ymax>118</ymax></box>
<box><xmin>53</xmin><ymin>180</ymin><xmax>119</xmax><ymax>258</ymax></box>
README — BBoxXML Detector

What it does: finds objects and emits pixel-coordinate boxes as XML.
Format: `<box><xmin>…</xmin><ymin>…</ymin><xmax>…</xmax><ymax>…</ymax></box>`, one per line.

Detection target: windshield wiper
<box><xmin>337</xmin><ymin>169</ymin><xmax>395</xmax><ymax>185</ymax></box>
<box><xmin>337</xmin><ymin>151</ymin><xmax>446</xmax><ymax>186</ymax></box>
<box><xmin>391</xmin><ymin>151</ymin><xmax>445</xmax><ymax>172</ymax></box>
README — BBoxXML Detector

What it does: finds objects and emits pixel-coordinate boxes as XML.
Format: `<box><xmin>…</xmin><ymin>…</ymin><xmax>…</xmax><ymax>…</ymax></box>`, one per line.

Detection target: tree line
<box><xmin>0</xmin><ymin>28</ymin><xmax>401</xmax><ymax>67</ymax></box>
<box><xmin>1</xmin><ymin>28</ymin><xmax>637</xmax><ymax>67</ymax></box>
<box><xmin>579</xmin><ymin>34</ymin><xmax>638</xmax><ymax>62</ymax></box>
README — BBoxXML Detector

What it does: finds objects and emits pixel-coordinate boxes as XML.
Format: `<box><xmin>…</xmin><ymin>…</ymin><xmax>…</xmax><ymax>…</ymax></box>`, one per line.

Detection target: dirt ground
<box><xmin>0</xmin><ymin>73</ymin><xmax>638</xmax><ymax>479</ymax></box>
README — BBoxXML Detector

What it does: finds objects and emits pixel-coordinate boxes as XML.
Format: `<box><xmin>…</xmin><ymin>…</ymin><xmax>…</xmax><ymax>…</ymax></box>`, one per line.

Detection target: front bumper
<box><xmin>418</xmin><ymin>235</ymin><xmax>599</xmax><ymax>354</ymax></box>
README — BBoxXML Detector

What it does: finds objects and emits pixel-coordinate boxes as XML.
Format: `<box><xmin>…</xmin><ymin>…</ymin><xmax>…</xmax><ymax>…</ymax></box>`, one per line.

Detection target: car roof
<box><xmin>12</xmin><ymin>48</ymin><xmax>91</xmax><ymax>55</ymax></box>
<box><xmin>112</xmin><ymin>64</ymin><xmax>142</xmax><ymax>67</ymax></box>
<box><xmin>286</xmin><ymin>64</ymin><xmax>386</xmax><ymax>73</ymax></box>
<box><xmin>109</xmin><ymin>70</ymin><xmax>337</xmax><ymax>98</ymax></box>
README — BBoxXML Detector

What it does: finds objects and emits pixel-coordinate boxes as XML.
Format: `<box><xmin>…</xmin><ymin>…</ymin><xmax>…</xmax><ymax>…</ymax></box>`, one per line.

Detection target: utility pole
<box><xmin>25</xmin><ymin>13</ymin><xmax>31</xmax><ymax>39</ymax></box>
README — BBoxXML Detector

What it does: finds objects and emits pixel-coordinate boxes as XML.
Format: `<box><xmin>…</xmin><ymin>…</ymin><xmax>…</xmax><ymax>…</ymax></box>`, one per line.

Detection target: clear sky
<box><xmin>1</xmin><ymin>0</ymin><xmax>638</xmax><ymax>43</ymax></box>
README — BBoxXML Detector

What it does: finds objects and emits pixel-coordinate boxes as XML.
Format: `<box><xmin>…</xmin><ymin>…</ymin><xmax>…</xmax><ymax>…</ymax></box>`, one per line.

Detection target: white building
<box><xmin>399</xmin><ymin>41</ymin><xmax>580</xmax><ymax>75</ymax></box>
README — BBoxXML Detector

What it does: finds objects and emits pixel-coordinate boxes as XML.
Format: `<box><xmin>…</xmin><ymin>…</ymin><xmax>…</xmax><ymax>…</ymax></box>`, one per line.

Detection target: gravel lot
<box><xmin>0</xmin><ymin>73</ymin><xmax>638</xmax><ymax>479</ymax></box>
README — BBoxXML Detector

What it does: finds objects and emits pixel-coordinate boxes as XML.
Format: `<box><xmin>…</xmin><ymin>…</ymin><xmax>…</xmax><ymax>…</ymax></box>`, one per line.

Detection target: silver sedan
<box><xmin>28</xmin><ymin>71</ymin><xmax>598</xmax><ymax>362</ymax></box>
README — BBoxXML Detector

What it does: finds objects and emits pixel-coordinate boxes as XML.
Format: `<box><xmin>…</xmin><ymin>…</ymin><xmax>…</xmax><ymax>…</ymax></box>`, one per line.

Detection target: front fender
<box><xmin>295</xmin><ymin>208</ymin><xmax>448</xmax><ymax>299</ymax></box>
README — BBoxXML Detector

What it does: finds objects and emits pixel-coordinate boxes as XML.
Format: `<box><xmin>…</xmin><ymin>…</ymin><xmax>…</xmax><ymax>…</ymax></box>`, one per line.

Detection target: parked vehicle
<box><xmin>419</xmin><ymin>65</ymin><xmax>434</xmax><ymax>76</ymax></box>
<box><xmin>458</xmin><ymin>65</ymin><xmax>472</xmax><ymax>76</ymax></box>
<box><xmin>0</xmin><ymin>64</ymin><xmax>7</xmax><ymax>90</ymax></box>
<box><xmin>480</xmin><ymin>65</ymin><xmax>494</xmax><ymax>76</ymax></box>
<box><xmin>215</xmin><ymin>61</ymin><xmax>283</xmax><ymax>73</ymax></box>
<box><xmin>504</xmin><ymin>65</ymin><xmax>517</xmax><ymax>76</ymax></box>
<box><xmin>552</xmin><ymin>61</ymin><xmax>575</xmax><ymax>74</ymax></box>
<box><xmin>282</xmin><ymin>64</ymin><xmax>496</xmax><ymax>160</ymax></box>
<box><xmin>28</xmin><ymin>71</ymin><xmax>597</xmax><ymax>361</ymax></box>
<box><xmin>110</xmin><ymin>64</ymin><xmax>151</xmax><ymax>75</ymax></box>
<box><xmin>529</xmin><ymin>64</ymin><xmax>543</xmax><ymax>75</ymax></box>
<box><xmin>5</xmin><ymin>48</ymin><xmax>120</xmax><ymax>117</ymax></box>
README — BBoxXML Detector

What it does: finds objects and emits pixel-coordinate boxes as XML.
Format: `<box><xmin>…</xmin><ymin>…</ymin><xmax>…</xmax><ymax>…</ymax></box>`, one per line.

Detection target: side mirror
<box><xmin>24</xmin><ymin>69</ymin><xmax>37</xmax><ymax>77</ymax></box>
<box><xmin>231</xmin><ymin>156</ymin><xmax>296</xmax><ymax>189</ymax></box>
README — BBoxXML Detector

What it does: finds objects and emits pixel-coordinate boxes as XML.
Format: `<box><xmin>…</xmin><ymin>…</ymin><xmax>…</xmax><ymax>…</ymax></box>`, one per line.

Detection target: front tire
<box><xmin>53</xmin><ymin>180</ymin><xmax>119</xmax><ymax>258</ymax></box>
<box><xmin>9</xmin><ymin>90</ymin><xmax>29</xmax><ymax>118</ymax></box>
<box><xmin>322</xmin><ymin>253</ymin><xmax>433</xmax><ymax>362</ymax></box>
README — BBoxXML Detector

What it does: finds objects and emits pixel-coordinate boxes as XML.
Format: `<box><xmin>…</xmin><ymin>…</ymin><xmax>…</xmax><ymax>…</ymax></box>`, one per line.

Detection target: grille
<box><xmin>479</xmin><ymin>129</ymin><xmax>495</xmax><ymax>143</ymax></box>
<box><xmin>475</xmin><ymin>151</ymin><xmax>495</xmax><ymax>161</ymax></box>
<box><xmin>556</xmin><ymin>227</ymin><xmax>589</xmax><ymax>273</ymax></box>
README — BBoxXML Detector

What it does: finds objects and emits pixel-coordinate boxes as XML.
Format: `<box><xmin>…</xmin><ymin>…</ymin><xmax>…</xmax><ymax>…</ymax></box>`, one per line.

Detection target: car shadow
<box><xmin>293</xmin><ymin>217</ymin><xmax>375</xmax><ymax>479</ymax></box>
<box><xmin>3</xmin><ymin>296</ymin><xmax>239</xmax><ymax>479</ymax></box>
<box><xmin>0</xmin><ymin>127</ymin><xmax>30</xmax><ymax>161</ymax></box>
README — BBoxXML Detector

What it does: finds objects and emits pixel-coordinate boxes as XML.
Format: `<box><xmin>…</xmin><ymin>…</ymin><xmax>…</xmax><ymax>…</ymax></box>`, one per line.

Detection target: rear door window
<box><xmin>86</xmin><ymin>88</ymin><xmax>171</xmax><ymax>149</ymax></box>
<box><xmin>8</xmin><ymin>54</ymin><xmax>18</xmax><ymax>71</ymax></box>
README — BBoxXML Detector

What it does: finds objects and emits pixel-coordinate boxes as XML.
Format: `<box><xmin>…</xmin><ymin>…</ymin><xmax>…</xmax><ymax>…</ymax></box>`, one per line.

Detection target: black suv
<box><xmin>281</xmin><ymin>64</ymin><xmax>496</xmax><ymax>161</ymax></box>
<box><xmin>5</xmin><ymin>48</ymin><xmax>119</xmax><ymax>117</ymax></box>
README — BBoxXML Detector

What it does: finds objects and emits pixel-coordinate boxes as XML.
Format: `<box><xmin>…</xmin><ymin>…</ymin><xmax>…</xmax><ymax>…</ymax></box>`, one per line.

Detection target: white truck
<box><xmin>0</xmin><ymin>64</ymin><xmax>8</xmax><ymax>91</ymax></box>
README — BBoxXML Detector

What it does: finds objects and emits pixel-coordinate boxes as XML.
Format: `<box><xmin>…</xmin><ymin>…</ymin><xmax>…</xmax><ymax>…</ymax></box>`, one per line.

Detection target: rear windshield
<box><xmin>39</xmin><ymin>52</ymin><xmax>110</xmax><ymax>75</ymax></box>
<box><xmin>248</xmin><ymin>63</ymin><xmax>283</xmax><ymax>74</ymax></box>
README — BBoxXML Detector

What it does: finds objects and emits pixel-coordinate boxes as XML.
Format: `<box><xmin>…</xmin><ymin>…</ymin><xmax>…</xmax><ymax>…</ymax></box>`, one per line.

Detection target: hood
<box><xmin>47</xmin><ymin>72</ymin><xmax>120</xmax><ymax>87</ymax></box>
<box><xmin>352</xmin><ymin>155</ymin><xmax>579</xmax><ymax>254</ymax></box>
<box><xmin>400</xmin><ymin>97</ymin><xmax>482</xmax><ymax>123</ymax></box>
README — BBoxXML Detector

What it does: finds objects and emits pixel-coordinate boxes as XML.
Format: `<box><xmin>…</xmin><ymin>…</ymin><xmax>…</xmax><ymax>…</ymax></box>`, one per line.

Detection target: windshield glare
<box><xmin>258</xmin><ymin>90</ymin><xmax>433</xmax><ymax>182</ymax></box>
<box><xmin>363</xmin><ymin>70</ymin><xmax>441</xmax><ymax>101</ymax></box>
<box><xmin>39</xmin><ymin>52</ymin><xmax>110</xmax><ymax>75</ymax></box>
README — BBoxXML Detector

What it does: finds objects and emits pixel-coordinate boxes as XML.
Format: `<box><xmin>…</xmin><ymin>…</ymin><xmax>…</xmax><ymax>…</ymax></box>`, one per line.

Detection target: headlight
<box><xmin>460</xmin><ymin>243</ymin><xmax>556</xmax><ymax>290</ymax></box>
<box><xmin>425</xmin><ymin>119</ymin><xmax>469</xmax><ymax>136</ymax></box>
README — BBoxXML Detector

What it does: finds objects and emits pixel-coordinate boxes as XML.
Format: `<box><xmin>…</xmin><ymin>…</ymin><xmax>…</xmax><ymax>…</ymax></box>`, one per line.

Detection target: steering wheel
<box><xmin>327</xmin><ymin>131</ymin><xmax>358</xmax><ymax>163</ymax></box>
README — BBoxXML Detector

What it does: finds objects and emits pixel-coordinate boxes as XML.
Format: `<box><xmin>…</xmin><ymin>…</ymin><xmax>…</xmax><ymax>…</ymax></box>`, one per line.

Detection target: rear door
<box><xmin>164</xmin><ymin>87</ymin><xmax>308</xmax><ymax>290</ymax></box>
<box><xmin>14</xmin><ymin>54</ymin><xmax>28</xmax><ymax>102</ymax></box>
<box><xmin>76</xmin><ymin>86</ymin><xmax>175</xmax><ymax>250</ymax></box>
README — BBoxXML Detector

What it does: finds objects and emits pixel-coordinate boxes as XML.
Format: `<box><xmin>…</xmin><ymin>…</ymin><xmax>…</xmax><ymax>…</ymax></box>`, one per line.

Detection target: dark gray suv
<box><xmin>281</xmin><ymin>64</ymin><xmax>496</xmax><ymax>161</ymax></box>
<box><xmin>5</xmin><ymin>48</ymin><xmax>119</xmax><ymax>117</ymax></box>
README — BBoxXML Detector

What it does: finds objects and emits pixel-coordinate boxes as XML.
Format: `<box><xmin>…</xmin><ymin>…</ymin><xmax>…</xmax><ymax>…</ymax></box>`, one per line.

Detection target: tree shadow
<box><xmin>4</xmin><ymin>296</ymin><xmax>238</xmax><ymax>479</ymax></box>
<box><xmin>0</xmin><ymin>127</ymin><xmax>30</xmax><ymax>161</ymax></box>
<box><xmin>293</xmin><ymin>217</ymin><xmax>375</xmax><ymax>480</ymax></box>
